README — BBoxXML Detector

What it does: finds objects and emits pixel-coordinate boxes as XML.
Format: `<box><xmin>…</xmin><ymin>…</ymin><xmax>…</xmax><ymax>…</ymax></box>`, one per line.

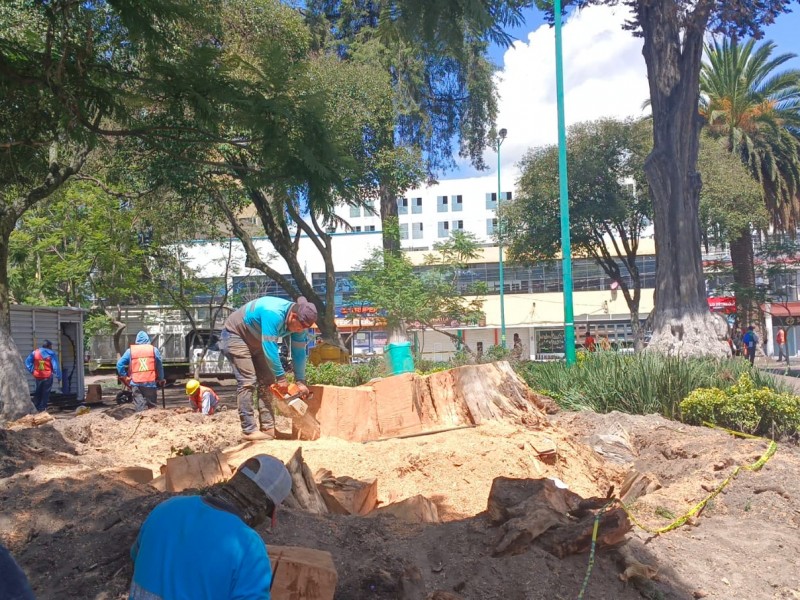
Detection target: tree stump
<box><xmin>267</xmin><ymin>545</ymin><xmax>337</xmax><ymax>600</ymax></box>
<box><xmin>370</xmin><ymin>494</ymin><xmax>441</xmax><ymax>523</ymax></box>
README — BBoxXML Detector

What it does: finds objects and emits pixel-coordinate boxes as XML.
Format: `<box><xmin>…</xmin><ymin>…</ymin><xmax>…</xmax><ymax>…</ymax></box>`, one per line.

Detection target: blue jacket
<box><xmin>25</xmin><ymin>347</ymin><xmax>61</xmax><ymax>380</ymax></box>
<box><xmin>117</xmin><ymin>331</ymin><xmax>165</xmax><ymax>388</ymax></box>
<box><xmin>130</xmin><ymin>496</ymin><xmax>271</xmax><ymax>600</ymax></box>
<box><xmin>227</xmin><ymin>297</ymin><xmax>309</xmax><ymax>381</ymax></box>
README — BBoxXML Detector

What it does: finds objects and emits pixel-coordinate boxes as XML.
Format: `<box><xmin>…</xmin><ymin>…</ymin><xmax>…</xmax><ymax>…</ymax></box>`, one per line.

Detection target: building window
<box><xmin>354</xmin><ymin>226</ymin><xmax>362</xmax><ymax>232</ymax></box>
<box><xmin>485</xmin><ymin>192</ymin><xmax>497</xmax><ymax>210</ymax></box>
<box><xmin>437</xmin><ymin>195</ymin><xmax>448</xmax><ymax>213</ymax></box>
<box><xmin>487</xmin><ymin>218</ymin><xmax>498</xmax><ymax>235</ymax></box>
<box><xmin>365</xmin><ymin>200</ymin><xmax>377</xmax><ymax>216</ymax></box>
<box><xmin>400</xmin><ymin>223</ymin><xmax>409</xmax><ymax>240</ymax></box>
<box><xmin>437</xmin><ymin>221</ymin><xmax>450</xmax><ymax>238</ymax></box>
<box><xmin>451</xmin><ymin>220</ymin><xmax>464</xmax><ymax>231</ymax></box>
<box><xmin>398</xmin><ymin>197</ymin><xmax>408</xmax><ymax>215</ymax></box>
<box><xmin>350</xmin><ymin>205</ymin><xmax>361</xmax><ymax>218</ymax></box>
<box><xmin>365</xmin><ymin>225</ymin><xmax>376</xmax><ymax>232</ymax></box>
<box><xmin>452</xmin><ymin>195</ymin><xmax>463</xmax><ymax>212</ymax></box>
<box><xmin>412</xmin><ymin>197</ymin><xmax>423</xmax><ymax>214</ymax></box>
<box><xmin>412</xmin><ymin>222</ymin><xmax>424</xmax><ymax>239</ymax></box>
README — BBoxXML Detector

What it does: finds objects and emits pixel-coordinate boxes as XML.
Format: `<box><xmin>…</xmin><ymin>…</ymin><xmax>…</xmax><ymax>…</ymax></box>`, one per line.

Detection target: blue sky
<box><xmin>446</xmin><ymin>6</ymin><xmax>800</xmax><ymax>181</ymax></box>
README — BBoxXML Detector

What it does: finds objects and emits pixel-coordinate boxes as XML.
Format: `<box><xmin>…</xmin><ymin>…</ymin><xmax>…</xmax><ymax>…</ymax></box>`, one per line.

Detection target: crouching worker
<box><xmin>185</xmin><ymin>379</ymin><xmax>219</xmax><ymax>415</ymax></box>
<box><xmin>129</xmin><ymin>454</ymin><xmax>291</xmax><ymax>600</ymax></box>
<box><xmin>117</xmin><ymin>331</ymin><xmax>165</xmax><ymax>412</ymax></box>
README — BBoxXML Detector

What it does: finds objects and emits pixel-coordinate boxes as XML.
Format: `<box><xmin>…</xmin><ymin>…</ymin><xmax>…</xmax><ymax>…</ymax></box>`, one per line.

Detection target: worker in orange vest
<box><xmin>185</xmin><ymin>379</ymin><xmax>219</xmax><ymax>415</ymax></box>
<box><xmin>25</xmin><ymin>340</ymin><xmax>61</xmax><ymax>412</ymax></box>
<box><xmin>116</xmin><ymin>331</ymin><xmax>165</xmax><ymax>412</ymax></box>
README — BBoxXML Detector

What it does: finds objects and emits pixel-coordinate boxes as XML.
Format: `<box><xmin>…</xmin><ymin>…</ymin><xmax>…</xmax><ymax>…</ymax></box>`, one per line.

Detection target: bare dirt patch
<box><xmin>1</xmin><ymin>382</ymin><xmax>799</xmax><ymax>599</ymax></box>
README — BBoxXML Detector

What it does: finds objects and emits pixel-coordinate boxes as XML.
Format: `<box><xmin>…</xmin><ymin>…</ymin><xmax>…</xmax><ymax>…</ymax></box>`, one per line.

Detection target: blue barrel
<box><xmin>385</xmin><ymin>341</ymin><xmax>415</xmax><ymax>375</ymax></box>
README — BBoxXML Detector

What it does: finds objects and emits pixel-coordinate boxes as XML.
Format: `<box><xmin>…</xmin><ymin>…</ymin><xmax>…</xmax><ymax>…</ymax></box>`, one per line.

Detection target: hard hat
<box><xmin>185</xmin><ymin>379</ymin><xmax>200</xmax><ymax>395</ymax></box>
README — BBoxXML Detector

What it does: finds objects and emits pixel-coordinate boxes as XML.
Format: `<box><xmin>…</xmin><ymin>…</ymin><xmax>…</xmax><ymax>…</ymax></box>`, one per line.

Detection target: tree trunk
<box><xmin>379</xmin><ymin>183</ymin><xmax>399</xmax><ymax>254</ymax></box>
<box><xmin>0</xmin><ymin>225</ymin><xmax>36</xmax><ymax>421</ymax></box>
<box><xmin>637</xmin><ymin>2</ymin><xmax>728</xmax><ymax>357</ymax></box>
<box><xmin>729</xmin><ymin>228</ymin><xmax>761</xmax><ymax>332</ymax></box>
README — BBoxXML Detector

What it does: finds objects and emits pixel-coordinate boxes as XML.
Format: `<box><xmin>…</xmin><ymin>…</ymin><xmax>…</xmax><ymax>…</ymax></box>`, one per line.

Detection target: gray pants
<box><xmin>219</xmin><ymin>329</ymin><xmax>275</xmax><ymax>434</ymax></box>
<box><xmin>132</xmin><ymin>386</ymin><xmax>158</xmax><ymax>412</ymax></box>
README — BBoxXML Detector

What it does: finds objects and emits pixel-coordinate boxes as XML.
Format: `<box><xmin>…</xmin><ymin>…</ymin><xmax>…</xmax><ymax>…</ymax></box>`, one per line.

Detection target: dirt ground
<box><xmin>2</xmin><ymin>379</ymin><xmax>800</xmax><ymax>599</ymax></box>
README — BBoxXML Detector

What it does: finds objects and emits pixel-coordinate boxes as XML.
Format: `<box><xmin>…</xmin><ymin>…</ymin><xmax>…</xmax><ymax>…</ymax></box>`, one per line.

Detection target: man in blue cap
<box><xmin>116</xmin><ymin>331</ymin><xmax>166</xmax><ymax>412</ymax></box>
<box><xmin>25</xmin><ymin>339</ymin><xmax>61</xmax><ymax>412</ymax></box>
<box><xmin>220</xmin><ymin>296</ymin><xmax>317</xmax><ymax>441</ymax></box>
<box><xmin>129</xmin><ymin>454</ymin><xmax>292</xmax><ymax>600</ymax></box>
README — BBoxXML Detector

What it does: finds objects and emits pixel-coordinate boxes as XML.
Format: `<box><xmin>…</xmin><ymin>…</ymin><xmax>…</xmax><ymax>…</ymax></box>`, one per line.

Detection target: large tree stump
<box><xmin>284</xmin><ymin>447</ymin><xmax>328</xmax><ymax>514</ymax></box>
<box><xmin>487</xmin><ymin>477</ymin><xmax>630</xmax><ymax>558</ymax></box>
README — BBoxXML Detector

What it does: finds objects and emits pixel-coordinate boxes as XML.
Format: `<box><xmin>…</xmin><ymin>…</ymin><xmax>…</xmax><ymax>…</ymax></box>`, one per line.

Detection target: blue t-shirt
<box><xmin>130</xmin><ymin>496</ymin><xmax>271</xmax><ymax>600</ymax></box>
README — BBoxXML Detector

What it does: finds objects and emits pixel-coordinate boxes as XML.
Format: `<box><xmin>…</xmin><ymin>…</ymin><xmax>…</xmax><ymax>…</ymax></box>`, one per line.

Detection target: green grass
<box><xmin>516</xmin><ymin>352</ymin><xmax>790</xmax><ymax>419</ymax></box>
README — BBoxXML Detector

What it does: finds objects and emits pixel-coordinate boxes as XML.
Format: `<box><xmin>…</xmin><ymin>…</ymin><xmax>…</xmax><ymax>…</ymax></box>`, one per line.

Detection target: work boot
<box><xmin>260</xmin><ymin>427</ymin><xmax>276</xmax><ymax>440</ymax></box>
<box><xmin>241</xmin><ymin>430</ymin><xmax>271</xmax><ymax>442</ymax></box>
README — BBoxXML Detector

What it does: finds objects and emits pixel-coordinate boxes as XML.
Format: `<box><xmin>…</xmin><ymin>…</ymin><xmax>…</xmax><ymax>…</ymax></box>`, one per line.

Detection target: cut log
<box><xmin>315</xmin><ymin>469</ymin><xmax>378</xmax><ymax>516</ymax></box>
<box><xmin>164</xmin><ymin>451</ymin><xmax>232</xmax><ymax>493</ymax></box>
<box><xmin>273</xmin><ymin>395</ymin><xmax>320</xmax><ymax>441</ymax></box>
<box><xmin>7</xmin><ymin>411</ymin><xmax>55</xmax><ymax>429</ymax></box>
<box><xmin>370</xmin><ymin>494</ymin><xmax>440</xmax><ymax>523</ymax></box>
<box><xmin>620</xmin><ymin>470</ymin><xmax>662</xmax><ymax>504</ymax></box>
<box><xmin>148</xmin><ymin>475</ymin><xmax>166</xmax><ymax>492</ymax></box>
<box><xmin>285</xmin><ymin>447</ymin><xmax>328</xmax><ymax>514</ymax></box>
<box><xmin>268</xmin><ymin>545</ymin><xmax>337</xmax><ymax>600</ymax></box>
<box><xmin>586</xmin><ymin>422</ymin><xmax>636</xmax><ymax>465</ymax></box>
<box><xmin>487</xmin><ymin>476</ymin><xmax>630</xmax><ymax>558</ymax></box>
<box><xmin>86</xmin><ymin>384</ymin><xmax>102</xmax><ymax>403</ymax></box>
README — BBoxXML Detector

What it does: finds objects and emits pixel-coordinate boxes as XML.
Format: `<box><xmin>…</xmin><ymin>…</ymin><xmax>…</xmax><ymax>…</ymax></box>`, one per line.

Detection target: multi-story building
<box><xmin>183</xmin><ymin>174</ymin><xmax>658</xmax><ymax>360</ymax></box>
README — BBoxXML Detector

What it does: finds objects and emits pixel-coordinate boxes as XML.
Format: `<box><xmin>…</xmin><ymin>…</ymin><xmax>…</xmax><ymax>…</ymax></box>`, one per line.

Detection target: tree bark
<box><xmin>729</xmin><ymin>228</ymin><xmax>761</xmax><ymax>331</ymax></box>
<box><xmin>637</xmin><ymin>1</ymin><xmax>729</xmax><ymax>357</ymax></box>
<box><xmin>380</xmin><ymin>182</ymin><xmax>399</xmax><ymax>253</ymax></box>
<box><xmin>0</xmin><ymin>223</ymin><xmax>36</xmax><ymax>421</ymax></box>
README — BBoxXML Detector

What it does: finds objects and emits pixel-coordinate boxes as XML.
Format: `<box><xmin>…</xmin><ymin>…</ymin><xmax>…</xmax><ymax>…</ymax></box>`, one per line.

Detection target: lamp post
<box><xmin>554</xmin><ymin>0</ymin><xmax>576</xmax><ymax>365</ymax></box>
<box><xmin>496</xmin><ymin>128</ymin><xmax>508</xmax><ymax>349</ymax></box>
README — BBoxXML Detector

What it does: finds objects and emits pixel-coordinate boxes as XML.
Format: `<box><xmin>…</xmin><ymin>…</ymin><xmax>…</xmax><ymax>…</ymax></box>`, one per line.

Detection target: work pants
<box><xmin>219</xmin><ymin>329</ymin><xmax>275</xmax><ymax>434</ymax></box>
<box><xmin>132</xmin><ymin>386</ymin><xmax>158</xmax><ymax>412</ymax></box>
<box><xmin>777</xmin><ymin>343</ymin><xmax>787</xmax><ymax>362</ymax></box>
<box><xmin>33</xmin><ymin>378</ymin><xmax>53</xmax><ymax>412</ymax></box>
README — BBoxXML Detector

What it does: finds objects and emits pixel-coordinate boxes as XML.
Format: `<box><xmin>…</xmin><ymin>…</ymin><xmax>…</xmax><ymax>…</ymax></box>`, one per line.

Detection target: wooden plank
<box><xmin>268</xmin><ymin>545</ymin><xmax>337</xmax><ymax>600</ymax></box>
<box><xmin>164</xmin><ymin>451</ymin><xmax>232</xmax><ymax>493</ymax></box>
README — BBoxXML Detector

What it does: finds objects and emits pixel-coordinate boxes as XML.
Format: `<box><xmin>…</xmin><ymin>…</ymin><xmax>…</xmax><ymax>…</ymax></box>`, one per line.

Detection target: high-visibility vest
<box><xmin>190</xmin><ymin>385</ymin><xmax>219</xmax><ymax>414</ymax></box>
<box><xmin>129</xmin><ymin>344</ymin><xmax>156</xmax><ymax>384</ymax></box>
<box><xmin>32</xmin><ymin>349</ymin><xmax>53</xmax><ymax>380</ymax></box>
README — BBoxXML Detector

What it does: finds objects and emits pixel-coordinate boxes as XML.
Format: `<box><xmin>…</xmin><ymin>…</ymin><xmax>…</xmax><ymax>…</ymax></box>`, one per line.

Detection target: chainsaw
<box><xmin>269</xmin><ymin>383</ymin><xmax>321</xmax><ymax>441</ymax></box>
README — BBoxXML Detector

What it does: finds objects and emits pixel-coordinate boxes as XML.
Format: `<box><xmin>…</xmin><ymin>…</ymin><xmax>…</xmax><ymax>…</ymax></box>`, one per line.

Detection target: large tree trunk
<box><xmin>379</xmin><ymin>182</ymin><xmax>400</xmax><ymax>253</ymax></box>
<box><xmin>637</xmin><ymin>2</ymin><xmax>728</xmax><ymax>357</ymax></box>
<box><xmin>729</xmin><ymin>228</ymin><xmax>762</xmax><ymax>331</ymax></box>
<box><xmin>0</xmin><ymin>226</ymin><xmax>36</xmax><ymax>421</ymax></box>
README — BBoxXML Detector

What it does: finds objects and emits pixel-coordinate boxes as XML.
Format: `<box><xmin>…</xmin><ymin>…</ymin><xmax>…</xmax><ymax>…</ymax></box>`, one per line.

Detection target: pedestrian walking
<box><xmin>742</xmin><ymin>325</ymin><xmax>759</xmax><ymax>366</ymax></box>
<box><xmin>776</xmin><ymin>327</ymin><xmax>788</xmax><ymax>362</ymax></box>
<box><xmin>25</xmin><ymin>340</ymin><xmax>61</xmax><ymax>412</ymax></box>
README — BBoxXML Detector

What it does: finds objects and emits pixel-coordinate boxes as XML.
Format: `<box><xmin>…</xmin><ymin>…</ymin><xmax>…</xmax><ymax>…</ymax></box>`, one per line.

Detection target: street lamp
<box><xmin>554</xmin><ymin>0</ymin><xmax>576</xmax><ymax>365</ymax></box>
<box><xmin>496</xmin><ymin>128</ymin><xmax>508</xmax><ymax>349</ymax></box>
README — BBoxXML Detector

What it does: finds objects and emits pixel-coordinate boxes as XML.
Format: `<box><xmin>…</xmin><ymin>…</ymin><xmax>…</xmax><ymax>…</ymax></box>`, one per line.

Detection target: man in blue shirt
<box><xmin>25</xmin><ymin>339</ymin><xmax>61</xmax><ymax>412</ymax></box>
<box><xmin>742</xmin><ymin>325</ymin><xmax>759</xmax><ymax>366</ymax></box>
<box><xmin>220</xmin><ymin>296</ymin><xmax>316</xmax><ymax>441</ymax></box>
<box><xmin>116</xmin><ymin>331</ymin><xmax>166</xmax><ymax>412</ymax></box>
<box><xmin>129</xmin><ymin>454</ymin><xmax>292</xmax><ymax>600</ymax></box>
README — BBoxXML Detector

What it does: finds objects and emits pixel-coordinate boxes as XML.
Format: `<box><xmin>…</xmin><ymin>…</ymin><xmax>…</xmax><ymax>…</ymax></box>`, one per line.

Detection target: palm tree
<box><xmin>700</xmin><ymin>38</ymin><xmax>800</xmax><ymax>326</ymax></box>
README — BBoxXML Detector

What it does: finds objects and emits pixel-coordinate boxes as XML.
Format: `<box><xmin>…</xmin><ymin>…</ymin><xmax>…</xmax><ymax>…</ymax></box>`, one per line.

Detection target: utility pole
<box><xmin>554</xmin><ymin>0</ymin><xmax>576</xmax><ymax>365</ymax></box>
<box><xmin>496</xmin><ymin>128</ymin><xmax>508</xmax><ymax>349</ymax></box>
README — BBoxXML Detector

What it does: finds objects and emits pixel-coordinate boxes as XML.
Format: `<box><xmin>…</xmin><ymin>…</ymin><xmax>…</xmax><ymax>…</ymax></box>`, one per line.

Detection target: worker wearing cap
<box><xmin>185</xmin><ymin>379</ymin><xmax>219</xmax><ymax>415</ymax></box>
<box><xmin>129</xmin><ymin>454</ymin><xmax>291</xmax><ymax>600</ymax></box>
<box><xmin>25</xmin><ymin>340</ymin><xmax>61</xmax><ymax>413</ymax></box>
<box><xmin>219</xmin><ymin>296</ymin><xmax>317</xmax><ymax>441</ymax></box>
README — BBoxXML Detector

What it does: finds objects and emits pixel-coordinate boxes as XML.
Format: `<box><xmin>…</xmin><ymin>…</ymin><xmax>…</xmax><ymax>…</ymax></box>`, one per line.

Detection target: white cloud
<box><xmin>462</xmin><ymin>4</ymin><xmax>650</xmax><ymax>178</ymax></box>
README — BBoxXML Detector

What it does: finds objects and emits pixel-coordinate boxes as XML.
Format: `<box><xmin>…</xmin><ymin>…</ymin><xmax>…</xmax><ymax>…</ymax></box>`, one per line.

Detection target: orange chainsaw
<box><xmin>269</xmin><ymin>383</ymin><xmax>310</xmax><ymax>416</ymax></box>
<box><xmin>268</xmin><ymin>383</ymin><xmax>321</xmax><ymax>441</ymax></box>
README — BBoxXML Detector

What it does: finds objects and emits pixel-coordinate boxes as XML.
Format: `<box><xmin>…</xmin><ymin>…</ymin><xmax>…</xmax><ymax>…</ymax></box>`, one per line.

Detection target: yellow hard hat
<box><xmin>186</xmin><ymin>379</ymin><xmax>200</xmax><ymax>395</ymax></box>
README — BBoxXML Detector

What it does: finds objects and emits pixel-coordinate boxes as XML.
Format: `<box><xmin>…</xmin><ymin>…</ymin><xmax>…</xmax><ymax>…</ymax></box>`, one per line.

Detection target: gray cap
<box><xmin>239</xmin><ymin>455</ymin><xmax>292</xmax><ymax>507</ymax></box>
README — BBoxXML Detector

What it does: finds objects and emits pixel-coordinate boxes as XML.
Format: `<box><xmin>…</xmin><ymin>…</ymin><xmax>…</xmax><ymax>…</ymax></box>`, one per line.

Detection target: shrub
<box><xmin>304</xmin><ymin>359</ymin><xmax>387</xmax><ymax>387</ymax></box>
<box><xmin>516</xmin><ymin>352</ymin><xmax>790</xmax><ymax>418</ymax></box>
<box><xmin>680</xmin><ymin>373</ymin><xmax>800</xmax><ymax>438</ymax></box>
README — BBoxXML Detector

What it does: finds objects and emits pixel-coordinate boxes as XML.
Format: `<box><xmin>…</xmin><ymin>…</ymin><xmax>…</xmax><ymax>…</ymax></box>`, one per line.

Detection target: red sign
<box><xmin>708</xmin><ymin>297</ymin><xmax>736</xmax><ymax>313</ymax></box>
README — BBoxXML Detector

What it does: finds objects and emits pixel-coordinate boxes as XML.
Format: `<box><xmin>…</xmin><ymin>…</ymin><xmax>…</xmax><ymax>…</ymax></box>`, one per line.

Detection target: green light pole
<box><xmin>554</xmin><ymin>0</ymin><xmax>576</xmax><ymax>364</ymax></box>
<box><xmin>496</xmin><ymin>128</ymin><xmax>508</xmax><ymax>349</ymax></box>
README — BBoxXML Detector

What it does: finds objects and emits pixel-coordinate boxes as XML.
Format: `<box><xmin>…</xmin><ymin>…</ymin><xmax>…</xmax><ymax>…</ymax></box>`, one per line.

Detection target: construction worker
<box><xmin>219</xmin><ymin>296</ymin><xmax>316</xmax><ymax>441</ymax></box>
<box><xmin>116</xmin><ymin>331</ymin><xmax>165</xmax><ymax>412</ymax></box>
<box><xmin>185</xmin><ymin>379</ymin><xmax>219</xmax><ymax>415</ymax></box>
<box><xmin>129</xmin><ymin>454</ymin><xmax>291</xmax><ymax>600</ymax></box>
<box><xmin>25</xmin><ymin>340</ymin><xmax>61</xmax><ymax>412</ymax></box>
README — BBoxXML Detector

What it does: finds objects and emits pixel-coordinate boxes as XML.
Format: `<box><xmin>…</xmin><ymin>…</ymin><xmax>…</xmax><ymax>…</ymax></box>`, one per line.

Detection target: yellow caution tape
<box><xmin>618</xmin><ymin>424</ymin><xmax>778</xmax><ymax>535</ymax></box>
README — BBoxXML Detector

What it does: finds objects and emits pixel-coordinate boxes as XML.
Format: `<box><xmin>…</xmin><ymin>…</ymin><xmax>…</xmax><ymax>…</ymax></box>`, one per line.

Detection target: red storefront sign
<box><xmin>707</xmin><ymin>297</ymin><xmax>736</xmax><ymax>314</ymax></box>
